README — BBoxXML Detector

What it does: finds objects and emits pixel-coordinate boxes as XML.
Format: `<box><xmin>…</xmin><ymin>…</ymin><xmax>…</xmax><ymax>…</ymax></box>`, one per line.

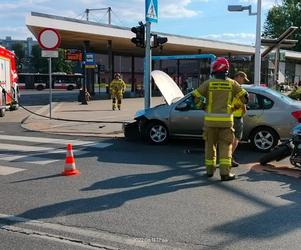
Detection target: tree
<box><xmin>30</xmin><ymin>45</ymin><xmax>48</xmax><ymax>73</ymax></box>
<box><xmin>30</xmin><ymin>46</ymin><xmax>75</xmax><ymax>73</ymax></box>
<box><xmin>263</xmin><ymin>0</ymin><xmax>301</xmax><ymax>52</ymax></box>
<box><xmin>11</xmin><ymin>43</ymin><xmax>25</xmax><ymax>71</ymax></box>
<box><xmin>52</xmin><ymin>49</ymin><xmax>75</xmax><ymax>73</ymax></box>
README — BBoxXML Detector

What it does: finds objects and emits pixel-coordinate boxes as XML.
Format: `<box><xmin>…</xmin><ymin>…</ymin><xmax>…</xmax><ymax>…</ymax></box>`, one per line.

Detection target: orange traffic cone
<box><xmin>62</xmin><ymin>144</ymin><xmax>80</xmax><ymax>176</ymax></box>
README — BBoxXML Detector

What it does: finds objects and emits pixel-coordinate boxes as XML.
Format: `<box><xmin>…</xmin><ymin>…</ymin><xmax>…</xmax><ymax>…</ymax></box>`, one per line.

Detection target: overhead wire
<box><xmin>111</xmin><ymin>10</ymin><xmax>129</xmax><ymax>27</ymax></box>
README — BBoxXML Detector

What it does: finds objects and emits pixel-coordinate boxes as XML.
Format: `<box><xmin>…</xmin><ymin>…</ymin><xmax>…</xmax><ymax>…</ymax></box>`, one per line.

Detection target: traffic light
<box><xmin>131</xmin><ymin>22</ymin><xmax>145</xmax><ymax>48</ymax></box>
<box><xmin>152</xmin><ymin>34</ymin><xmax>168</xmax><ymax>48</ymax></box>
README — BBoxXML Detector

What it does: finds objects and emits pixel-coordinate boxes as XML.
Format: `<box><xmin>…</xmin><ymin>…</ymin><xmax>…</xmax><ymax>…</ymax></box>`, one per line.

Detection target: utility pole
<box><xmin>85</xmin><ymin>7</ymin><xmax>112</xmax><ymax>24</ymax></box>
<box><xmin>144</xmin><ymin>21</ymin><xmax>152</xmax><ymax>109</ymax></box>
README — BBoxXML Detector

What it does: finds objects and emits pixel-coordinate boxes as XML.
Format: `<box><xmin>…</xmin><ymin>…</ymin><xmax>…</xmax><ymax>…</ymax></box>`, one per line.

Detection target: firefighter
<box><xmin>109</xmin><ymin>73</ymin><xmax>127</xmax><ymax>110</ymax></box>
<box><xmin>192</xmin><ymin>58</ymin><xmax>248</xmax><ymax>181</ymax></box>
<box><xmin>231</xmin><ymin>71</ymin><xmax>250</xmax><ymax>167</ymax></box>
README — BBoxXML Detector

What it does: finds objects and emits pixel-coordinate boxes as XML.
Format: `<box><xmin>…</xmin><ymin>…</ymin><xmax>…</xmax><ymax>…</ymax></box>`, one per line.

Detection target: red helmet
<box><xmin>212</xmin><ymin>57</ymin><xmax>229</xmax><ymax>73</ymax></box>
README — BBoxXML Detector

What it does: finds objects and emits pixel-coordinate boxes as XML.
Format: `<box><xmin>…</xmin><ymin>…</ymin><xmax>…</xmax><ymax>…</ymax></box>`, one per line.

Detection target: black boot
<box><xmin>221</xmin><ymin>173</ymin><xmax>236</xmax><ymax>181</ymax></box>
<box><xmin>206</xmin><ymin>167</ymin><xmax>216</xmax><ymax>178</ymax></box>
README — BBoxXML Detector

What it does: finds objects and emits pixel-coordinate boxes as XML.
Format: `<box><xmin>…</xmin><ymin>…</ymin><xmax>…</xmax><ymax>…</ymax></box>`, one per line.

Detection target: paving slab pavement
<box><xmin>21</xmin><ymin>97</ymin><xmax>165</xmax><ymax>137</ymax></box>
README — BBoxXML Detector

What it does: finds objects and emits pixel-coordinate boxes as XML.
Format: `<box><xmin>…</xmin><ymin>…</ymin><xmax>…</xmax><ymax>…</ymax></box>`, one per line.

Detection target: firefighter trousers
<box><xmin>111</xmin><ymin>92</ymin><xmax>123</xmax><ymax>110</ymax></box>
<box><xmin>203</xmin><ymin>126</ymin><xmax>234</xmax><ymax>176</ymax></box>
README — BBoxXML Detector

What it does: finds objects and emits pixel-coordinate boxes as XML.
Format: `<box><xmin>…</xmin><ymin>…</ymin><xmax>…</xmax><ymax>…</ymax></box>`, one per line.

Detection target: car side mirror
<box><xmin>176</xmin><ymin>102</ymin><xmax>189</xmax><ymax>111</ymax></box>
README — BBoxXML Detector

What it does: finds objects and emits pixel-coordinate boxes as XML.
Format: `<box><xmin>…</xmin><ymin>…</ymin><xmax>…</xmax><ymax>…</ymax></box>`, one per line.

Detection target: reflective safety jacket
<box><xmin>192</xmin><ymin>78</ymin><xmax>248</xmax><ymax>128</ymax></box>
<box><xmin>109</xmin><ymin>79</ymin><xmax>126</xmax><ymax>95</ymax></box>
<box><xmin>231</xmin><ymin>97</ymin><xmax>246</xmax><ymax>117</ymax></box>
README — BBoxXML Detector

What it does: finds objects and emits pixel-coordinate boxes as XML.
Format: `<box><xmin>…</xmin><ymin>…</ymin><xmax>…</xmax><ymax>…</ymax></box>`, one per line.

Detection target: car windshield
<box><xmin>262</xmin><ymin>88</ymin><xmax>297</xmax><ymax>104</ymax></box>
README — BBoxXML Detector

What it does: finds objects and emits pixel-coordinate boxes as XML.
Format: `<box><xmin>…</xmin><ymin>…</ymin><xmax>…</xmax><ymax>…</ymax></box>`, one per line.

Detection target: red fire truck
<box><xmin>0</xmin><ymin>46</ymin><xmax>20</xmax><ymax>117</ymax></box>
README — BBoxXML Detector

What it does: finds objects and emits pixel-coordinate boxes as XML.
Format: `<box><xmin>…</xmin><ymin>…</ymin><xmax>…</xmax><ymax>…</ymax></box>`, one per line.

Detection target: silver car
<box><xmin>135</xmin><ymin>70</ymin><xmax>301</xmax><ymax>152</ymax></box>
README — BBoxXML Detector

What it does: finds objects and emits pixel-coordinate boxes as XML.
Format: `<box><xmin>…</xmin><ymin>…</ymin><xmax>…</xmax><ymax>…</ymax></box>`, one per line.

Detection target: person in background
<box><xmin>231</xmin><ymin>71</ymin><xmax>250</xmax><ymax>167</ymax></box>
<box><xmin>109</xmin><ymin>73</ymin><xmax>126</xmax><ymax>110</ymax></box>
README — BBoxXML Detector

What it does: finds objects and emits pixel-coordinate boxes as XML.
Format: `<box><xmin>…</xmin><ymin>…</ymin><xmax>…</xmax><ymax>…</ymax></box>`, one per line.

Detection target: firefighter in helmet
<box><xmin>109</xmin><ymin>73</ymin><xmax>127</xmax><ymax>110</ymax></box>
<box><xmin>192</xmin><ymin>57</ymin><xmax>248</xmax><ymax>181</ymax></box>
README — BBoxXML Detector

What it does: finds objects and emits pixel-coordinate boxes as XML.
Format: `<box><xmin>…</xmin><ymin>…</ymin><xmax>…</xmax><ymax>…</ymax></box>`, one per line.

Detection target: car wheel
<box><xmin>67</xmin><ymin>85</ymin><xmax>74</xmax><ymax>91</ymax></box>
<box><xmin>36</xmin><ymin>85</ymin><xmax>44</xmax><ymax>91</ymax></box>
<box><xmin>145</xmin><ymin>121</ymin><xmax>169</xmax><ymax>145</ymax></box>
<box><xmin>250</xmin><ymin>127</ymin><xmax>279</xmax><ymax>152</ymax></box>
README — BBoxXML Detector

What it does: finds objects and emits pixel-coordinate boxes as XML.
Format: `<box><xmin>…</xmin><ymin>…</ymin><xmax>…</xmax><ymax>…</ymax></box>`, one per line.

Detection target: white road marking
<box><xmin>0</xmin><ymin>134</ymin><xmax>113</xmax><ymax>148</ymax></box>
<box><xmin>0</xmin><ymin>165</ymin><xmax>25</xmax><ymax>175</ymax></box>
<box><xmin>0</xmin><ymin>213</ymin><xmax>177</xmax><ymax>250</ymax></box>
<box><xmin>0</xmin><ymin>148</ymin><xmax>87</xmax><ymax>165</ymax></box>
<box><xmin>0</xmin><ymin>135</ymin><xmax>109</xmax><ymax>168</ymax></box>
<box><xmin>0</xmin><ymin>143</ymin><xmax>61</xmax><ymax>153</ymax></box>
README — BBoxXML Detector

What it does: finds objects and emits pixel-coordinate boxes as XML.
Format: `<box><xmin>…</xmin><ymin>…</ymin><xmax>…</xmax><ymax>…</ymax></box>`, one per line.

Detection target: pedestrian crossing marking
<box><xmin>0</xmin><ymin>143</ymin><xmax>59</xmax><ymax>153</ymax></box>
<box><xmin>0</xmin><ymin>165</ymin><xmax>25</xmax><ymax>175</ymax></box>
<box><xmin>0</xmin><ymin>135</ymin><xmax>112</xmax><ymax>173</ymax></box>
<box><xmin>0</xmin><ymin>134</ymin><xmax>112</xmax><ymax>148</ymax></box>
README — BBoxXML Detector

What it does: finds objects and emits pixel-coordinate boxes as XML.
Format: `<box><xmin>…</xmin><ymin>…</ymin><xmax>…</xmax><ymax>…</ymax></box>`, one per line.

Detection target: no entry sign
<box><xmin>38</xmin><ymin>28</ymin><xmax>61</xmax><ymax>50</ymax></box>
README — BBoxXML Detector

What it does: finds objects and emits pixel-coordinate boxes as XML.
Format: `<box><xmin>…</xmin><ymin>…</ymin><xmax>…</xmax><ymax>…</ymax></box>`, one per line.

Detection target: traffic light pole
<box><xmin>144</xmin><ymin>21</ymin><xmax>151</xmax><ymax>109</ymax></box>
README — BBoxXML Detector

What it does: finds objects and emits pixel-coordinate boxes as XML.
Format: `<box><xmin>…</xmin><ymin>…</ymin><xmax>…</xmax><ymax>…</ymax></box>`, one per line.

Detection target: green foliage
<box><xmin>30</xmin><ymin>46</ymin><xmax>75</xmax><ymax>73</ymax></box>
<box><xmin>31</xmin><ymin>45</ymin><xmax>48</xmax><ymax>73</ymax></box>
<box><xmin>288</xmin><ymin>87</ymin><xmax>301</xmax><ymax>100</ymax></box>
<box><xmin>52</xmin><ymin>49</ymin><xmax>75</xmax><ymax>73</ymax></box>
<box><xmin>263</xmin><ymin>0</ymin><xmax>301</xmax><ymax>52</ymax></box>
<box><xmin>11</xmin><ymin>43</ymin><xmax>25</xmax><ymax>70</ymax></box>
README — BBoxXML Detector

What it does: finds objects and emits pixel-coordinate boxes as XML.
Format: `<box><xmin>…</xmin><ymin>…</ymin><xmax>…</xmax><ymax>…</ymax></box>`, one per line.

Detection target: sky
<box><xmin>0</xmin><ymin>0</ymin><xmax>283</xmax><ymax>45</ymax></box>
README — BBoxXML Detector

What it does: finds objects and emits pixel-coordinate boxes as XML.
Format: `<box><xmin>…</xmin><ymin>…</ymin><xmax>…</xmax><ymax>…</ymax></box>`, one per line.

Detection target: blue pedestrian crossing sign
<box><xmin>145</xmin><ymin>0</ymin><xmax>158</xmax><ymax>23</ymax></box>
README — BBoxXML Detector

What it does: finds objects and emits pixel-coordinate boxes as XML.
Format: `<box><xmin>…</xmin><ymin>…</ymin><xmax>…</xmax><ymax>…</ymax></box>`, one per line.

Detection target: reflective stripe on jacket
<box><xmin>192</xmin><ymin>78</ymin><xmax>245</xmax><ymax>128</ymax></box>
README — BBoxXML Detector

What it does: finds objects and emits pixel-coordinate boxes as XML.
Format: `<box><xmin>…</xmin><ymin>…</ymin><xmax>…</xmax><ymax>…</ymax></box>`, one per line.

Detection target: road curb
<box><xmin>20</xmin><ymin>103</ymin><xmax>126</xmax><ymax>139</ymax></box>
<box><xmin>20</xmin><ymin>102</ymin><xmax>61</xmax><ymax>125</ymax></box>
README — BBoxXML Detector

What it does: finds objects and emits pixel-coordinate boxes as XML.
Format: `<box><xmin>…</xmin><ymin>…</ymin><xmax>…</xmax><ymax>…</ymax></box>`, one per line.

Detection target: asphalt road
<box><xmin>0</xmin><ymin>91</ymin><xmax>301</xmax><ymax>249</ymax></box>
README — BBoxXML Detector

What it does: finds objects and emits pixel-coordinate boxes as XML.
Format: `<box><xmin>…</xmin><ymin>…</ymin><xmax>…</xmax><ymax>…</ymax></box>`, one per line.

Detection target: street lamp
<box><xmin>228</xmin><ymin>0</ymin><xmax>262</xmax><ymax>86</ymax></box>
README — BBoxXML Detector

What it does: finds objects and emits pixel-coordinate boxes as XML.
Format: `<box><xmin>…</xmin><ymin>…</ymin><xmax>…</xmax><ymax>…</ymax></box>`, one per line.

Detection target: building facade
<box><xmin>25</xmin><ymin>12</ymin><xmax>301</xmax><ymax>94</ymax></box>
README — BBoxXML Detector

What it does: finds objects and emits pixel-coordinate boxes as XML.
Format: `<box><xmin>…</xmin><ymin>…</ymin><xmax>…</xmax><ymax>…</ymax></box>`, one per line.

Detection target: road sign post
<box><xmin>144</xmin><ymin>0</ymin><xmax>158</xmax><ymax>109</ymax></box>
<box><xmin>38</xmin><ymin>28</ymin><xmax>61</xmax><ymax>118</ymax></box>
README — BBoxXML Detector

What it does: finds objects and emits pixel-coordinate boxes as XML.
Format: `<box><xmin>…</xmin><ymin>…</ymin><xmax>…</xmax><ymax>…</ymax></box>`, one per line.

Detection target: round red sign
<box><xmin>38</xmin><ymin>28</ymin><xmax>61</xmax><ymax>50</ymax></box>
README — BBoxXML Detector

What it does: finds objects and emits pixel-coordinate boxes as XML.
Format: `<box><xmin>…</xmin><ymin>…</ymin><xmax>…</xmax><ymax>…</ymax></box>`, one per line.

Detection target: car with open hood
<box><xmin>134</xmin><ymin>70</ymin><xmax>301</xmax><ymax>152</ymax></box>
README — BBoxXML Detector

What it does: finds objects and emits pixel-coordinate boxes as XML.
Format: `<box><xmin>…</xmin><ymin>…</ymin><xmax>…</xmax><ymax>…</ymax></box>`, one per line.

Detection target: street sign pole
<box><xmin>38</xmin><ymin>28</ymin><xmax>61</xmax><ymax>119</ymax></box>
<box><xmin>49</xmin><ymin>57</ymin><xmax>52</xmax><ymax>118</ymax></box>
<box><xmin>144</xmin><ymin>21</ymin><xmax>151</xmax><ymax>109</ymax></box>
<box><xmin>145</xmin><ymin>0</ymin><xmax>158</xmax><ymax>109</ymax></box>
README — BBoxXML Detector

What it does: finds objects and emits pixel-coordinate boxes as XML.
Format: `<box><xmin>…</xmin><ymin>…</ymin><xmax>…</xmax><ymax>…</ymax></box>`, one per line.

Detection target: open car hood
<box><xmin>151</xmin><ymin>70</ymin><xmax>184</xmax><ymax>105</ymax></box>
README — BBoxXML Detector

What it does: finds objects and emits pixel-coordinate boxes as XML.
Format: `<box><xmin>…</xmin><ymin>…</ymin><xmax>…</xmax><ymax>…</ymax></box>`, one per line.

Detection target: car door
<box><xmin>243</xmin><ymin>91</ymin><xmax>264</xmax><ymax>138</ymax></box>
<box><xmin>169</xmin><ymin>94</ymin><xmax>205</xmax><ymax>136</ymax></box>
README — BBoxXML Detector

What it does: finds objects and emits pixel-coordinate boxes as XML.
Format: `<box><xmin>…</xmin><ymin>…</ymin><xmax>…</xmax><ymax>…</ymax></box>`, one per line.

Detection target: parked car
<box><xmin>134</xmin><ymin>70</ymin><xmax>301</xmax><ymax>152</ymax></box>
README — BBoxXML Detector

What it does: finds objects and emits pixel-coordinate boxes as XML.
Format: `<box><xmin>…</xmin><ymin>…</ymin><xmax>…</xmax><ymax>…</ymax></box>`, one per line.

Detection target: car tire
<box><xmin>67</xmin><ymin>85</ymin><xmax>74</xmax><ymax>91</ymax></box>
<box><xmin>259</xmin><ymin>143</ymin><xmax>292</xmax><ymax>165</ymax></box>
<box><xmin>36</xmin><ymin>85</ymin><xmax>44</xmax><ymax>91</ymax></box>
<box><xmin>145</xmin><ymin>121</ymin><xmax>169</xmax><ymax>145</ymax></box>
<box><xmin>250</xmin><ymin>127</ymin><xmax>279</xmax><ymax>152</ymax></box>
